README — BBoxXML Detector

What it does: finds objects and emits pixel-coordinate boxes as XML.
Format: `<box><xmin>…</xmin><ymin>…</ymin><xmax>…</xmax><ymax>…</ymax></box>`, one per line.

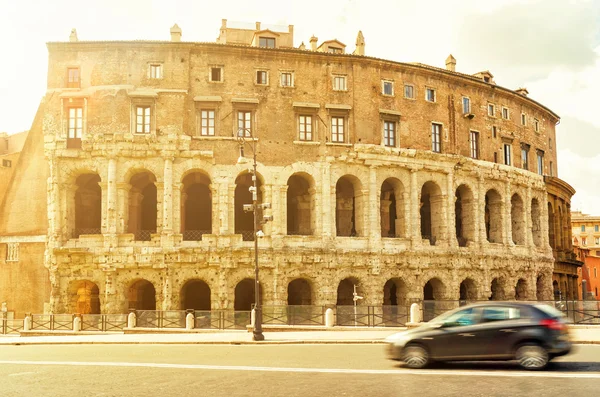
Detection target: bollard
<box><xmin>410</xmin><ymin>303</ymin><xmax>421</xmax><ymax>323</ymax></box>
<box><xmin>24</xmin><ymin>315</ymin><xmax>31</xmax><ymax>331</ymax></box>
<box><xmin>251</xmin><ymin>308</ymin><xmax>255</xmax><ymax>327</ymax></box>
<box><xmin>325</xmin><ymin>308</ymin><xmax>334</xmax><ymax>327</ymax></box>
<box><xmin>127</xmin><ymin>312</ymin><xmax>136</xmax><ymax>328</ymax></box>
<box><xmin>73</xmin><ymin>316</ymin><xmax>81</xmax><ymax>332</ymax></box>
<box><xmin>185</xmin><ymin>313</ymin><xmax>194</xmax><ymax>330</ymax></box>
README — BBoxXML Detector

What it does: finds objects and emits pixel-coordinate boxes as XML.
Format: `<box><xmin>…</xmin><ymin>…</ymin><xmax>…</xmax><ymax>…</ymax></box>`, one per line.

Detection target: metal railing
<box><xmin>134</xmin><ymin>230</ymin><xmax>154</xmax><ymax>241</ymax></box>
<box><xmin>237</xmin><ymin>230</ymin><xmax>255</xmax><ymax>241</ymax></box>
<box><xmin>134</xmin><ymin>310</ymin><xmax>187</xmax><ymax>328</ymax></box>
<box><xmin>335</xmin><ymin>305</ymin><xmax>409</xmax><ymax>327</ymax></box>
<box><xmin>262</xmin><ymin>305</ymin><xmax>326</xmax><ymax>326</ymax></box>
<box><xmin>1</xmin><ymin>316</ymin><xmax>22</xmax><ymax>335</ymax></box>
<box><xmin>182</xmin><ymin>230</ymin><xmax>212</xmax><ymax>241</ymax></box>
<box><xmin>30</xmin><ymin>314</ymin><xmax>74</xmax><ymax>331</ymax></box>
<box><xmin>81</xmin><ymin>314</ymin><xmax>128</xmax><ymax>331</ymax></box>
<box><xmin>194</xmin><ymin>310</ymin><xmax>251</xmax><ymax>329</ymax></box>
<box><xmin>73</xmin><ymin>228</ymin><xmax>101</xmax><ymax>238</ymax></box>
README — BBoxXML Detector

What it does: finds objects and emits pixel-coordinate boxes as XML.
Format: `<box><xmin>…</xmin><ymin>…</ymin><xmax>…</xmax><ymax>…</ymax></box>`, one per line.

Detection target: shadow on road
<box><xmin>395</xmin><ymin>361</ymin><xmax>600</xmax><ymax>372</ymax></box>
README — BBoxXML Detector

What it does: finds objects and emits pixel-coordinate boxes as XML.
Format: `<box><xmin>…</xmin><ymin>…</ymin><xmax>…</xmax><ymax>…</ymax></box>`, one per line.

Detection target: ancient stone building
<box><xmin>0</xmin><ymin>20</ymin><xmax>579</xmax><ymax>316</ymax></box>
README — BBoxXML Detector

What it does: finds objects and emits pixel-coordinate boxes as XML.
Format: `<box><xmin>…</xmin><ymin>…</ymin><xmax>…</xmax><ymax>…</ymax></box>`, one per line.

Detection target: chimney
<box><xmin>445</xmin><ymin>54</ymin><xmax>456</xmax><ymax>72</ymax></box>
<box><xmin>69</xmin><ymin>29</ymin><xmax>78</xmax><ymax>42</ymax></box>
<box><xmin>256</xmin><ymin>22</ymin><xmax>261</xmax><ymax>31</ymax></box>
<box><xmin>299</xmin><ymin>41</ymin><xmax>306</xmax><ymax>50</ymax></box>
<box><xmin>354</xmin><ymin>30</ymin><xmax>365</xmax><ymax>56</ymax></box>
<box><xmin>170</xmin><ymin>24</ymin><xmax>182</xmax><ymax>42</ymax></box>
<box><xmin>515</xmin><ymin>87</ymin><xmax>529</xmax><ymax>96</ymax></box>
<box><xmin>310</xmin><ymin>35</ymin><xmax>318</xmax><ymax>51</ymax></box>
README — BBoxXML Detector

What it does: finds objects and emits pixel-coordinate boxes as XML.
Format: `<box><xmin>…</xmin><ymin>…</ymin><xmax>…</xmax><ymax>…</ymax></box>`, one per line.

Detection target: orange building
<box><xmin>572</xmin><ymin>211</ymin><xmax>600</xmax><ymax>300</ymax></box>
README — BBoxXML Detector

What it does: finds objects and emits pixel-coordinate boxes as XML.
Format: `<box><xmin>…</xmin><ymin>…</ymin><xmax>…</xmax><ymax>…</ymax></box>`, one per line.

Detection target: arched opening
<box><xmin>235</xmin><ymin>172</ymin><xmax>263</xmax><ymax>241</ymax></box>
<box><xmin>531</xmin><ymin>198</ymin><xmax>542</xmax><ymax>247</ymax></box>
<box><xmin>74</xmin><ymin>174</ymin><xmax>102</xmax><ymax>238</ymax></box>
<box><xmin>553</xmin><ymin>280</ymin><xmax>560</xmax><ymax>300</ymax></box>
<box><xmin>128</xmin><ymin>279</ymin><xmax>156</xmax><ymax>310</ymax></box>
<box><xmin>557</xmin><ymin>206</ymin><xmax>564</xmax><ymax>249</ymax></box>
<box><xmin>536</xmin><ymin>274</ymin><xmax>547</xmax><ymax>301</ymax></box>
<box><xmin>420</xmin><ymin>181</ymin><xmax>443</xmax><ymax>245</ymax></box>
<box><xmin>234</xmin><ymin>278</ymin><xmax>262</xmax><ymax>311</ymax></box>
<box><xmin>485</xmin><ymin>189</ymin><xmax>502</xmax><ymax>243</ymax></box>
<box><xmin>336</xmin><ymin>277</ymin><xmax>361</xmax><ymax>306</ymax></box>
<box><xmin>180</xmin><ymin>279</ymin><xmax>211</xmax><ymax>310</ymax></box>
<box><xmin>128</xmin><ymin>171</ymin><xmax>157</xmax><ymax>241</ymax></box>
<box><xmin>383</xmin><ymin>278</ymin><xmax>407</xmax><ymax>306</ymax></box>
<box><xmin>380</xmin><ymin>178</ymin><xmax>405</xmax><ymax>238</ymax></box>
<box><xmin>490</xmin><ymin>278</ymin><xmax>505</xmax><ymax>301</ymax></box>
<box><xmin>288</xmin><ymin>278</ymin><xmax>312</xmax><ymax>305</ymax></box>
<box><xmin>515</xmin><ymin>278</ymin><xmax>528</xmax><ymax>300</ymax></box>
<box><xmin>181</xmin><ymin>172</ymin><xmax>212</xmax><ymax>241</ymax></box>
<box><xmin>68</xmin><ymin>280</ymin><xmax>101</xmax><ymax>314</ymax></box>
<box><xmin>459</xmin><ymin>278</ymin><xmax>477</xmax><ymax>302</ymax></box>
<box><xmin>511</xmin><ymin>193</ymin><xmax>525</xmax><ymax>245</ymax></box>
<box><xmin>287</xmin><ymin>174</ymin><xmax>315</xmax><ymax>236</ymax></box>
<box><xmin>548</xmin><ymin>202</ymin><xmax>556</xmax><ymax>249</ymax></box>
<box><xmin>455</xmin><ymin>184</ymin><xmax>475</xmax><ymax>247</ymax></box>
<box><xmin>336</xmin><ymin>176</ymin><xmax>364</xmax><ymax>237</ymax></box>
<box><xmin>423</xmin><ymin>278</ymin><xmax>446</xmax><ymax>321</ymax></box>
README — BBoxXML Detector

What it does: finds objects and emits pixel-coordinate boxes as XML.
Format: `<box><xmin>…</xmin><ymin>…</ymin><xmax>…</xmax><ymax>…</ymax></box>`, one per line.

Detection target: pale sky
<box><xmin>1</xmin><ymin>0</ymin><xmax>599</xmax><ymax>213</ymax></box>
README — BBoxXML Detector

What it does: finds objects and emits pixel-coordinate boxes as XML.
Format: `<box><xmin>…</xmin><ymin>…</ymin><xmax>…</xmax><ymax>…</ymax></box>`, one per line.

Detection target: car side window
<box><xmin>442</xmin><ymin>308</ymin><xmax>476</xmax><ymax>327</ymax></box>
<box><xmin>481</xmin><ymin>307</ymin><xmax>521</xmax><ymax>323</ymax></box>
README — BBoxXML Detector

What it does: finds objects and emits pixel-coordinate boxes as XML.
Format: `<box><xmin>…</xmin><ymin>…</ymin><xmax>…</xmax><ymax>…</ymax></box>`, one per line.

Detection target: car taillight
<box><xmin>540</xmin><ymin>318</ymin><xmax>566</xmax><ymax>331</ymax></box>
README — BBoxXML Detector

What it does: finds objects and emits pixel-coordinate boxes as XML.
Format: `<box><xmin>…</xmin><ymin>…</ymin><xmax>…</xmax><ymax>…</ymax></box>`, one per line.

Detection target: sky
<box><xmin>1</xmin><ymin>0</ymin><xmax>599</xmax><ymax>213</ymax></box>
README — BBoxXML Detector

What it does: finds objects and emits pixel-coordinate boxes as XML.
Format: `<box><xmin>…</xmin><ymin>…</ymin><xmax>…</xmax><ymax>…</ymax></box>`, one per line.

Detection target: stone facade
<box><xmin>0</xmin><ymin>21</ymin><xmax>578</xmax><ymax>316</ymax></box>
<box><xmin>571</xmin><ymin>211</ymin><xmax>600</xmax><ymax>299</ymax></box>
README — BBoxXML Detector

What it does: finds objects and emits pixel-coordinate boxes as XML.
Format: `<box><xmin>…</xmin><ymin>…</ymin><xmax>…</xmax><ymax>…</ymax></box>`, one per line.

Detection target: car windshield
<box><xmin>534</xmin><ymin>304</ymin><xmax>565</xmax><ymax>318</ymax></box>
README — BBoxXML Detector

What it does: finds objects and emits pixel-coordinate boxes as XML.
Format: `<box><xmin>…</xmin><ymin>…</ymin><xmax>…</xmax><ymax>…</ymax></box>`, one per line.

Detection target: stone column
<box><xmin>309</xmin><ymin>187</ymin><xmax>319</xmax><ymax>236</ymax></box>
<box><xmin>504</xmin><ymin>181</ymin><xmax>512</xmax><ymax>245</ymax></box>
<box><xmin>208</xmin><ymin>185</ymin><xmax>218</xmax><ymax>235</ymax></box>
<box><xmin>321</xmin><ymin>163</ymin><xmax>333</xmax><ymax>237</ymax></box>
<box><xmin>116</xmin><ymin>183</ymin><xmax>131</xmax><ymax>234</ymax></box>
<box><xmin>525</xmin><ymin>185</ymin><xmax>533</xmax><ymax>247</ymax></box>
<box><xmin>262</xmin><ymin>184</ymin><xmax>274</xmax><ymax>235</ymax></box>
<box><xmin>162</xmin><ymin>157</ymin><xmax>174</xmax><ymax>234</ymax></box>
<box><xmin>368</xmin><ymin>165</ymin><xmax>381</xmax><ymax>243</ymax></box>
<box><xmin>540</xmin><ymin>191</ymin><xmax>550</xmax><ymax>249</ymax></box>
<box><xmin>446</xmin><ymin>171</ymin><xmax>456</xmax><ymax>247</ymax></box>
<box><xmin>227</xmin><ymin>183</ymin><xmax>236</xmax><ymax>234</ymax></box>
<box><xmin>409</xmin><ymin>168</ymin><xmax>420</xmax><ymax>246</ymax></box>
<box><xmin>47</xmin><ymin>158</ymin><xmax>61</xmax><ymax>243</ymax></box>
<box><xmin>106</xmin><ymin>157</ymin><xmax>117</xmax><ymax>234</ymax></box>
<box><xmin>478</xmin><ymin>174</ymin><xmax>486</xmax><ymax>245</ymax></box>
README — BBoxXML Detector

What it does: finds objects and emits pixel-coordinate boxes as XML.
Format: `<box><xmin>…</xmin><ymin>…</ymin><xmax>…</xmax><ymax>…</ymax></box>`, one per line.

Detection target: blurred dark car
<box><xmin>385</xmin><ymin>302</ymin><xmax>571</xmax><ymax>370</ymax></box>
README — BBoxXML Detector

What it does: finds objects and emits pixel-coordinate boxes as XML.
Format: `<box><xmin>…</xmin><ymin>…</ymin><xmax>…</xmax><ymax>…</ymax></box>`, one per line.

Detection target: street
<box><xmin>0</xmin><ymin>344</ymin><xmax>599</xmax><ymax>396</ymax></box>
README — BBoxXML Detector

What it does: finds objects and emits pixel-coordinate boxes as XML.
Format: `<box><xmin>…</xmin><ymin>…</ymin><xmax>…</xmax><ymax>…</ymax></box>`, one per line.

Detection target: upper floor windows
<box><xmin>200</xmin><ymin>109</ymin><xmax>215</xmax><ymax>136</ymax></box>
<box><xmin>259</xmin><ymin>37</ymin><xmax>276</xmax><ymax>48</ymax></box>
<box><xmin>298</xmin><ymin>115</ymin><xmax>314</xmax><ymax>141</ymax></box>
<box><xmin>68</xmin><ymin>107</ymin><xmax>83</xmax><ymax>139</ymax></box>
<box><xmin>256</xmin><ymin>70</ymin><xmax>269</xmax><ymax>85</ymax></box>
<box><xmin>333</xmin><ymin>75</ymin><xmax>347</xmax><ymax>91</ymax></box>
<box><xmin>280</xmin><ymin>72</ymin><xmax>294</xmax><ymax>87</ymax></box>
<box><xmin>328</xmin><ymin>47</ymin><xmax>343</xmax><ymax>54</ymax></box>
<box><xmin>237</xmin><ymin>110</ymin><xmax>252</xmax><ymax>137</ymax></box>
<box><xmin>503</xmin><ymin>143</ymin><xmax>512</xmax><ymax>166</ymax></box>
<box><xmin>404</xmin><ymin>84</ymin><xmax>415</xmax><ymax>99</ymax></box>
<box><xmin>582</xmin><ymin>225</ymin><xmax>586</xmax><ymax>232</ymax></box>
<box><xmin>469</xmin><ymin>130</ymin><xmax>479</xmax><ymax>159</ymax></box>
<box><xmin>383</xmin><ymin>120</ymin><xmax>396</xmax><ymax>147</ymax></box>
<box><xmin>521</xmin><ymin>144</ymin><xmax>529</xmax><ymax>170</ymax></box>
<box><xmin>67</xmin><ymin>67</ymin><xmax>80</xmax><ymax>88</ymax></box>
<box><xmin>502</xmin><ymin>106</ymin><xmax>510</xmax><ymax>120</ymax></box>
<box><xmin>521</xmin><ymin>113</ymin><xmax>527</xmax><ymax>126</ymax></box>
<box><xmin>492</xmin><ymin>126</ymin><xmax>498</xmax><ymax>138</ymax></box>
<box><xmin>488</xmin><ymin>103</ymin><xmax>495</xmax><ymax>117</ymax></box>
<box><xmin>536</xmin><ymin>150</ymin><xmax>544</xmax><ymax>175</ymax></box>
<box><xmin>425</xmin><ymin>88</ymin><xmax>436</xmax><ymax>103</ymax></box>
<box><xmin>462</xmin><ymin>97</ymin><xmax>471</xmax><ymax>114</ymax></box>
<box><xmin>382</xmin><ymin>80</ymin><xmax>394</xmax><ymax>96</ymax></box>
<box><xmin>595</xmin><ymin>225</ymin><xmax>599</xmax><ymax>232</ymax></box>
<box><xmin>209</xmin><ymin>66</ymin><xmax>223</xmax><ymax>82</ymax></box>
<box><xmin>331</xmin><ymin>116</ymin><xmax>345</xmax><ymax>143</ymax></box>
<box><xmin>149</xmin><ymin>64</ymin><xmax>163</xmax><ymax>79</ymax></box>
<box><xmin>431</xmin><ymin>123</ymin><xmax>442</xmax><ymax>152</ymax></box>
<box><xmin>534</xmin><ymin>118</ymin><xmax>540</xmax><ymax>132</ymax></box>
<box><xmin>135</xmin><ymin>106</ymin><xmax>152</xmax><ymax>134</ymax></box>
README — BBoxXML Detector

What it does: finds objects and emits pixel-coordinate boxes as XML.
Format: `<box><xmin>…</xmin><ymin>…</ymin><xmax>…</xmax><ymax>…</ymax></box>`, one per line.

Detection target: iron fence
<box><xmin>182</xmin><ymin>230</ymin><xmax>212</xmax><ymax>241</ymax></box>
<box><xmin>73</xmin><ymin>228</ymin><xmax>101</xmax><ymax>238</ymax></box>
<box><xmin>1</xmin><ymin>318</ymin><xmax>22</xmax><ymax>335</ymax></box>
<box><xmin>134</xmin><ymin>230</ymin><xmax>154</xmax><ymax>241</ymax></box>
<box><xmin>238</xmin><ymin>230</ymin><xmax>255</xmax><ymax>241</ymax></box>
<box><xmin>335</xmin><ymin>305</ymin><xmax>409</xmax><ymax>327</ymax></box>
<box><xmin>262</xmin><ymin>305</ymin><xmax>326</xmax><ymax>326</ymax></box>
<box><xmin>30</xmin><ymin>314</ymin><xmax>74</xmax><ymax>331</ymax></box>
<box><xmin>193</xmin><ymin>310</ymin><xmax>251</xmax><ymax>329</ymax></box>
<box><xmin>135</xmin><ymin>310</ymin><xmax>187</xmax><ymax>328</ymax></box>
<box><xmin>81</xmin><ymin>314</ymin><xmax>128</xmax><ymax>331</ymax></box>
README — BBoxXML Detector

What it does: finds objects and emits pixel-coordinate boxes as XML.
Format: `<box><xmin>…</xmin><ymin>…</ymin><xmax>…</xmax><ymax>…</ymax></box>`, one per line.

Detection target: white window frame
<box><xmin>256</xmin><ymin>70</ymin><xmax>269</xmax><ymax>85</ymax></box>
<box><xmin>333</xmin><ymin>75</ymin><xmax>347</xmax><ymax>91</ymax></box>
<box><xmin>237</xmin><ymin>110</ymin><xmax>253</xmax><ymax>137</ymax></box>
<box><xmin>534</xmin><ymin>118</ymin><xmax>540</xmax><ymax>132</ymax></box>
<box><xmin>503</xmin><ymin>143</ymin><xmax>512</xmax><ymax>166</ymax></box>
<box><xmin>521</xmin><ymin>146</ymin><xmax>529</xmax><ymax>170</ymax></box>
<box><xmin>488</xmin><ymin>103</ymin><xmax>495</xmax><ymax>117</ymax></box>
<box><xmin>383</xmin><ymin>120</ymin><xmax>397</xmax><ymax>147</ymax></box>
<box><xmin>280</xmin><ymin>71</ymin><xmax>294</xmax><ymax>87</ymax></box>
<box><xmin>382</xmin><ymin>80</ymin><xmax>394</xmax><ymax>96</ymax></box>
<box><xmin>298</xmin><ymin>114</ymin><xmax>314</xmax><ymax>142</ymax></box>
<box><xmin>209</xmin><ymin>66</ymin><xmax>224</xmax><ymax>83</ymax></box>
<box><xmin>537</xmin><ymin>151</ymin><xmax>544</xmax><ymax>175</ymax></box>
<box><xmin>425</xmin><ymin>87</ymin><xmax>436</xmax><ymax>103</ymax></box>
<box><xmin>462</xmin><ymin>97</ymin><xmax>471</xmax><ymax>114</ymax></box>
<box><xmin>431</xmin><ymin>123</ymin><xmax>442</xmax><ymax>153</ymax></box>
<box><xmin>469</xmin><ymin>130</ymin><xmax>479</xmax><ymax>159</ymax></box>
<box><xmin>331</xmin><ymin>115</ymin><xmax>346</xmax><ymax>143</ymax></box>
<box><xmin>199</xmin><ymin>109</ymin><xmax>216</xmax><ymax>136</ymax></box>
<box><xmin>259</xmin><ymin>37</ymin><xmax>276</xmax><ymax>48</ymax></box>
<box><xmin>149</xmin><ymin>64</ymin><xmax>163</xmax><ymax>79</ymax></box>
<box><xmin>404</xmin><ymin>84</ymin><xmax>415</xmax><ymax>99</ymax></box>
<box><xmin>521</xmin><ymin>113</ymin><xmax>527</xmax><ymax>126</ymax></box>
<box><xmin>67</xmin><ymin>106</ymin><xmax>83</xmax><ymax>139</ymax></box>
<box><xmin>502</xmin><ymin>106</ymin><xmax>510</xmax><ymax>120</ymax></box>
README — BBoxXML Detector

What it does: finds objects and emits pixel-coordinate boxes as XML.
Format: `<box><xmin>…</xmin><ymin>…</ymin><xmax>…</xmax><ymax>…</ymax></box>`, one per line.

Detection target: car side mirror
<box><xmin>430</xmin><ymin>322</ymin><xmax>444</xmax><ymax>329</ymax></box>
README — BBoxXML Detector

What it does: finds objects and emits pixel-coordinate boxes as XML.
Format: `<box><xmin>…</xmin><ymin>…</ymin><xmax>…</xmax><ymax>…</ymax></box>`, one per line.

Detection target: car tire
<box><xmin>515</xmin><ymin>343</ymin><xmax>549</xmax><ymax>370</ymax></box>
<box><xmin>402</xmin><ymin>344</ymin><xmax>429</xmax><ymax>369</ymax></box>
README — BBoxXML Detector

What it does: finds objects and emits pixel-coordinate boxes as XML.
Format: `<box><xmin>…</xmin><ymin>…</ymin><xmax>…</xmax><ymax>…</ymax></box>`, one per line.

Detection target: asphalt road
<box><xmin>0</xmin><ymin>344</ymin><xmax>598</xmax><ymax>397</ymax></box>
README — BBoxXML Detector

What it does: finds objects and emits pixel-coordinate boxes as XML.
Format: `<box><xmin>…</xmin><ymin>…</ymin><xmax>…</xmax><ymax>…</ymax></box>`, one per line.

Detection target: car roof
<box><xmin>458</xmin><ymin>302</ymin><xmax>540</xmax><ymax>309</ymax></box>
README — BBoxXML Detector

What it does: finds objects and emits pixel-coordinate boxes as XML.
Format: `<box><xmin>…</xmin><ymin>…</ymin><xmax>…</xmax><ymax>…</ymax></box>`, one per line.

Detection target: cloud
<box><xmin>558</xmin><ymin>149</ymin><xmax>600</xmax><ymax>214</ymax></box>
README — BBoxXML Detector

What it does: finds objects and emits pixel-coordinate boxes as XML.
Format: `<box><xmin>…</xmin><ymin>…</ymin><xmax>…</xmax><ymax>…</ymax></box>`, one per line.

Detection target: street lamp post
<box><xmin>237</xmin><ymin>133</ymin><xmax>270</xmax><ymax>341</ymax></box>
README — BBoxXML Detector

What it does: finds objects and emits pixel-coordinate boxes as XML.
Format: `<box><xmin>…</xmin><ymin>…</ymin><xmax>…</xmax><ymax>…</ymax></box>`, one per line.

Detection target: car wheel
<box><xmin>402</xmin><ymin>344</ymin><xmax>429</xmax><ymax>369</ymax></box>
<box><xmin>515</xmin><ymin>343</ymin><xmax>549</xmax><ymax>370</ymax></box>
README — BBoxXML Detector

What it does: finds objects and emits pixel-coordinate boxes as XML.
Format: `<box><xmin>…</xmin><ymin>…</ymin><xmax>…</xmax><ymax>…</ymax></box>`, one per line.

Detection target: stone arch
<box><xmin>181</xmin><ymin>171</ymin><xmax>212</xmax><ymax>240</ymax></box>
<box><xmin>515</xmin><ymin>278</ymin><xmax>528</xmax><ymax>300</ymax></box>
<box><xmin>455</xmin><ymin>184</ymin><xmax>475</xmax><ymax>247</ymax></box>
<box><xmin>490</xmin><ymin>278</ymin><xmax>507</xmax><ymax>300</ymax></box>
<box><xmin>459</xmin><ymin>278</ymin><xmax>478</xmax><ymax>301</ymax></box>
<box><xmin>420</xmin><ymin>181</ymin><xmax>443</xmax><ymax>245</ymax></box>
<box><xmin>548</xmin><ymin>202</ymin><xmax>556</xmax><ymax>249</ymax></box>
<box><xmin>234</xmin><ymin>171</ymin><xmax>264</xmax><ymax>241</ymax></box>
<box><xmin>336</xmin><ymin>277</ymin><xmax>361</xmax><ymax>305</ymax></box>
<box><xmin>557</xmin><ymin>206</ymin><xmax>564</xmax><ymax>249</ymax></box>
<box><xmin>287</xmin><ymin>278</ymin><xmax>313</xmax><ymax>305</ymax></box>
<box><xmin>383</xmin><ymin>278</ymin><xmax>407</xmax><ymax>306</ymax></box>
<box><xmin>128</xmin><ymin>279</ymin><xmax>156</xmax><ymax>310</ymax></box>
<box><xmin>485</xmin><ymin>189</ymin><xmax>503</xmax><ymax>243</ymax></box>
<box><xmin>531</xmin><ymin>198</ymin><xmax>542</xmax><ymax>247</ymax></box>
<box><xmin>128</xmin><ymin>171</ymin><xmax>157</xmax><ymax>241</ymax></box>
<box><xmin>511</xmin><ymin>193</ymin><xmax>526</xmax><ymax>245</ymax></box>
<box><xmin>287</xmin><ymin>173</ymin><xmax>316</xmax><ymax>236</ymax></box>
<box><xmin>423</xmin><ymin>277</ymin><xmax>446</xmax><ymax>321</ymax></box>
<box><xmin>68</xmin><ymin>280</ymin><xmax>101</xmax><ymax>314</ymax></box>
<box><xmin>234</xmin><ymin>278</ymin><xmax>262</xmax><ymax>311</ymax></box>
<box><xmin>553</xmin><ymin>280</ymin><xmax>560</xmax><ymax>299</ymax></box>
<box><xmin>336</xmin><ymin>175</ymin><xmax>364</xmax><ymax>237</ymax></box>
<box><xmin>536</xmin><ymin>273</ymin><xmax>548</xmax><ymax>301</ymax></box>
<box><xmin>180</xmin><ymin>279</ymin><xmax>211</xmax><ymax>310</ymax></box>
<box><xmin>380</xmin><ymin>178</ymin><xmax>405</xmax><ymax>238</ymax></box>
<box><xmin>73</xmin><ymin>173</ymin><xmax>102</xmax><ymax>238</ymax></box>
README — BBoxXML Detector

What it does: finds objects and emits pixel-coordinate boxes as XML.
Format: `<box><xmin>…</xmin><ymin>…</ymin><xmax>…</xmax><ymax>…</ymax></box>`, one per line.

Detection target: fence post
<box><xmin>24</xmin><ymin>315</ymin><xmax>31</xmax><ymax>331</ymax></box>
<box><xmin>408</xmin><ymin>303</ymin><xmax>421</xmax><ymax>325</ymax></box>
<box><xmin>251</xmin><ymin>308</ymin><xmax>256</xmax><ymax>327</ymax></box>
<box><xmin>127</xmin><ymin>312</ymin><xmax>136</xmax><ymax>328</ymax></box>
<box><xmin>73</xmin><ymin>315</ymin><xmax>81</xmax><ymax>332</ymax></box>
<box><xmin>185</xmin><ymin>313</ymin><xmax>194</xmax><ymax>330</ymax></box>
<box><xmin>325</xmin><ymin>308</ymin><xmax>334</xmax><ymax>327</ymax></box>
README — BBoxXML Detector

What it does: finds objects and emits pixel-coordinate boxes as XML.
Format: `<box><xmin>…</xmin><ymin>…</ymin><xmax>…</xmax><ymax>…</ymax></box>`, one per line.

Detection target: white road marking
<box><xmin>0</xmin><ymin>360</ymin><xmax>599</xmax><ymax>379</ymax></box>
<box><xmin>8</xmin><ymin>371</ymin><xmax>36</xmax><ymax>377</ymax></box>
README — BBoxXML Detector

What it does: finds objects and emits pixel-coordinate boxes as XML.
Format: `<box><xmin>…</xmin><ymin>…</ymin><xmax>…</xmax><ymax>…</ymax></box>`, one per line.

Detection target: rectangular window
<box><xmin>68</xmin><ymin>107</ymin><xmax>83</xmax><ymax>138</ymax></box>
<box><xmin>299</xmin><ymin>115</ymin><xmax>313</xmax><ymax>141</ymax></box>
<box><xmin>549</xmin><ymin>161</ymin><xmax>553</xmax><ymax>176</ymax></box>
<box><xmin>328</xmin><ymin>47</ymin><xmax>343</xmax><ymax>53</ymax></box>
<box><xmin>503</xmin><ymin>143</ymin><xmax>512</xmax><ymax>166</ymax></box>
<box><xmin>426</xmin><ymin>88</ymin><xmax>436</xmax><ymax>102</ymax></box>
<box><xmin>210</xmin><ymin>67</ymin><xmax>222</xmax><ymax>82</ymax></box>
<box><xmin>280</xmin><ymin>72</ymin><xmax>293</xmax><ymax>87</ymax></box>
<box><xmin>382</xmin><ymin>80</ymin><xmax>394</xmax><ymax>96</ymax></box>
<box><xmin>150</xmin><ymin>64</ymin><xmax>162</xmax><ymax>79</ymax></box>
<box><xmin>548</xmin><ymin>138</ymin><xmax>552</xmax><ymax>150</ymax></box>
<box><xmin>404</xmin><ymin>85</ymin><xmax>415</xmax><ymax>99</ymax></box>
<box><xmin>537</xmin><ymin>151</ymin><xmax>544</xmax><ymax>175</ymax></box>
<box><xmin>492</xmin><ymin>126</ymin><xmax>498</xmax><ymax>138</ymax></box>
<box><xmin>595</xmin><ymin>268</ymin><xmax>598</xmax><ymax>278</ymax></box>
<box><xmin>582</xmin><ymin>225</ymin><xmax>586</xmax><ymax>232</ymax></box>
<box><xmin>534</xmin><ymin>118</ymin><xmax>539</xmax><ymax>132</ymax></box>
<box><xmin>331</xmin><ymin>116</ymin><xmax>345</xmax><ymax>143</ymax></box>
<box><xmin>596</xmin><ymin>237</ymin><xmax>600</xmax><ymax>245</ymax></box>
<box><xmin>384</xmin><ymin>120</ymin><xmax>396</xmax><ymax>147</ymax></box>
<box><xmin>521</xmin><ymin>113</ymin><xmax>527</xmax><ymax>126</ymax></box>
<box><xmin>67</xmin><ymin>67</ymin><xmax>80</xmax><ymax>88</ymax></box>
<box><xmin>494</xmin><ymin>152</ymin><xmax>498</xmax><ymax>163</ymax></box>
<box><xmin>200</xmin><ymin>110</ymin><xmax>215</xmax><ymax>136</ymax></box>
<box><xmin>2</xmin><ymin>159</ymin><xmax>11</xmax><ymax>167</ymax></box>
<box><xmin>135</xmin><ymin>106</ymin><xmax>151</xmax><ymax>134</ymax></box>
<box><xmin>469</xmin><ymin>130</ymin><xmax>479</xmax><ymax>159</ymax></box>
<box><xmin>462</xmin><ymin>97</ymin><xmax>471</xmax><ymax>114</ymax></box>
<box><xmin>595</xmin><ymin>225</ymin><xmax>599</xmax><ymax>232</ymax></box>
<box><xmin>333</xmin><ymin>75</ymin><xmax>346</xmax><ymax>91</ymax></box>
<box><xmin>521</xmin><ymin>147</ymin><xmax>529</xmax><ymax>170</ymax></box>
<box><xmin>488</xmin><ymin>104</ymin><xmax>495</xmax><ymax>117</ymax></box>
<box><xmin>583</xmin><ymin>237</ymin><xmax>587</xmax><ymax>246</ymax></box>
<box><xmin>259</xmin><ymin>37</ymin><xmax>276</xmax><ymax>48</ymax></box>
<box><xmin>431</xmin><ymin>123</ymin><xmax>442</xmax><ymax>153</ymax></box>
<box><xmin>502</xmin><ymin>107</ymin><xmax>510</xmax><ymax>120</ymax></box>
<box><xmin>256</xmin><ymin>70</ymin><xmax>268</xmax><ymax>85</ymax></box>
<box><xmin>237</xmin><ymin>111</ymin><xmax>252</xmax><ymax>137</ymax></box>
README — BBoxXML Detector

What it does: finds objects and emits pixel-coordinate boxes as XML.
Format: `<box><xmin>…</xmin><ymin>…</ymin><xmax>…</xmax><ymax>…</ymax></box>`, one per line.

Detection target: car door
<box><xmin>426</xmin><ymin>307</ymin><xmax>483</xmax><ymax>359</ymax></box>
<box><xmin>472</xmin><ymin>305</ymin><xmax>530</xmax><ymax>358</ymax></box>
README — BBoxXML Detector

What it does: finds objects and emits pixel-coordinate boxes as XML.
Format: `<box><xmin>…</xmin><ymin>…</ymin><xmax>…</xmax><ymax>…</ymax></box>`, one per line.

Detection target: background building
<box><xmin>572</xmin><ymin>211</ymin><xmax>600</xmax><ymax>299</ymax></box>
<box><xmin>0</xmin><ymin>20</ymin><xmax>579</xmax><ymax>317</ymax></box>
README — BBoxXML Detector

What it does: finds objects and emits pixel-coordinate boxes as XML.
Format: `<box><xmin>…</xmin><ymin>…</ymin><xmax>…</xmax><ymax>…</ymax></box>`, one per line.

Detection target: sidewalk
<box><xmin>0</xmin><ymin>325</ymin><xmax>599</xmax><ymax>345</ymax></box>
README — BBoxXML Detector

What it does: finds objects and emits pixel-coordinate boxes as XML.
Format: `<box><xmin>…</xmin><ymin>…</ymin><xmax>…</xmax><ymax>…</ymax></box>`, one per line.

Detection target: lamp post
<box><xmin>237</xmin><ymin>132</ymin><xmax>271</xmax><ymax>341</ymax></box>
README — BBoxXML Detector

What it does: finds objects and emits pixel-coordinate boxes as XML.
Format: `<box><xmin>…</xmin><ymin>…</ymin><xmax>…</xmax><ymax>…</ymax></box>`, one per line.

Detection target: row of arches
<box><xmin>69</xmin><ymin>275</ymin><xmax>547</xmax><ymax>314</ymax></box>
<box><xmin>72</xmin><ymin>171</ymin><xmax>543</xmax><ymax>246</ymax></box>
